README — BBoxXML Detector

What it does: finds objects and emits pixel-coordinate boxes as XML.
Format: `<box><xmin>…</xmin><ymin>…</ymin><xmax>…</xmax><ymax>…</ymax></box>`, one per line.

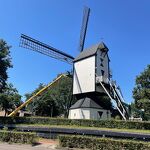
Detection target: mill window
<box><xmin>98</xmin><ymin>111</ymin><xmax>103</xmax><ymax>118</ymax></box>
<box><xmin>101</xmin><ymin>70</ymin><xmax>104</xmax><ymax>76</ymax></box>
<box><xmin>101</xmin><ymin>63</ymin><xmax>104</xmax><ymax>67</ymax></box>
<box><xmin>100</xmin><ymin>58</ymin><xmax>104</xmax><ymax>67</ymax></box>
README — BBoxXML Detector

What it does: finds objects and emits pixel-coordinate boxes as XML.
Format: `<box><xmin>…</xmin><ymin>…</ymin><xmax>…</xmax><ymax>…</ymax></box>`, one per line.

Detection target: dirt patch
<box><xmin>39</xmin><ymin>138</ymin><xmax>58</xmax><ymax>145</ymax></box>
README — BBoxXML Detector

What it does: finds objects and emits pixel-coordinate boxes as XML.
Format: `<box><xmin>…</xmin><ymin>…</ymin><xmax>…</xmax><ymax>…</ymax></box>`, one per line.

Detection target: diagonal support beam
<box><xmin>8</xmin><ymin>74</ymin><xmax>68</xmax><ymax>117</ymax></box>
<box><xmin>99</xmin><ymin>80</ymin><xmax>127</xmax><ymax>120</ymax></box>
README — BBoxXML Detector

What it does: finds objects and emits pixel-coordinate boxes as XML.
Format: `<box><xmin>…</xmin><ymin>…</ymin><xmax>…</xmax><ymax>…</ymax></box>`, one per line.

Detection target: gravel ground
<box><xmin>0</xmin><ymin>138</ymin><xmax>88</xmax><ymax>150</ymax></box>
<box><xmin>0</xmin><ymin>143</ymin><xmax>57</xmax><ymax>150</ymax></box>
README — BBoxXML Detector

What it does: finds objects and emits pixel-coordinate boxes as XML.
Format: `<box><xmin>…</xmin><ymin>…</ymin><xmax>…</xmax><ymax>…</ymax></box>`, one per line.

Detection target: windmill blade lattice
<box><xmin>78</xmin><ymin>7</ymin><xmax>90</xmax><ymax>52</ymax></box>
<box><xmin>20</xmin><ymin>34</ymin><xmax>74</xmax><ymax>64</ymax></box>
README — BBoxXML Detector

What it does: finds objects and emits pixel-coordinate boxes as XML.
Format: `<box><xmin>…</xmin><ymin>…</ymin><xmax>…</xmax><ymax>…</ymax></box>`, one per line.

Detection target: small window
<box><xmin>100</xmin><ymin>58</ymin><xmax>104</xmax><ymax>67</ymax></box>
<box><xmin>100</xmin><ymin>58</ymin><xmax>104</xmax><ymax>62</ymax></box>
<box><xmin>98</xmin><ymin>111</ymin><xmax>103</xmax><ymax>118</ymax></box>
<box><xmin>101</xmin><ymin>70</ymin><xmax>104</xmax><ymax>76</ymax></box>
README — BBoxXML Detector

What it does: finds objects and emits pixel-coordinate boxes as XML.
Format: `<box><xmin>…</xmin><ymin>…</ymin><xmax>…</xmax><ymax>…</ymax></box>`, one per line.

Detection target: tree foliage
<box><xmin>0</xmin><ymin>39</ymin><xmax>22</xmax><ymax>116</ymax></box>
<box><xmin>97</xmin><ymin>95</ymin><xmax>112</xmax><ymax>110</ymax></box>
<box><xmin>25</xmin><ymin>74</ymin><xmax>72</xmax><ymax>117</ymax></box>
<box><xmin>132</xmin><ymin>65</ymin><xmax>150</xmax><ymax>120</ymax></box>
<box><xmin>0</xmin><ymin>39</ymin><xmax>12</xmax><ymax>92</ymax></box>
<box><xmin>0</xmin><ymin>83</ymin><xmax>22</xmax><ymax>116</ymax></box>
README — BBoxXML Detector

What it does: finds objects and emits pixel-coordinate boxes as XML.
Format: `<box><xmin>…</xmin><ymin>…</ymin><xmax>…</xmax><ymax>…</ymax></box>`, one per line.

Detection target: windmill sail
<box><xmin>20</xmin><ymin>34</ymin><xmax>74</xmax><ymax>64</ymax></box>
<box><xmin>78</xmin><ymin>7</ymin><xmax>90</xmax><ymax>52</ymax></box>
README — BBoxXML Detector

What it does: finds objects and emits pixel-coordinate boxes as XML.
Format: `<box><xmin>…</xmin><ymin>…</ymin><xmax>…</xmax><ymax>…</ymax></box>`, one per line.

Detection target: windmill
<box><xmin>17</xmin><ymin>7</ymin><xmax>129</xmax><ymax>120</ymax></box>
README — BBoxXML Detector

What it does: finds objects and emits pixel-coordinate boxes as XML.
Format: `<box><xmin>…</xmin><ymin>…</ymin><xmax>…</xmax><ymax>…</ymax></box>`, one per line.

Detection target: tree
<box><xmin>49</xmin><ymin>75</ymin><xmax>72</xmax><ymax>117</ymax></box>
<box><xmin>132</xmin><ymin>65</ymin><xmax>150</xmax><ymax>120</ymax></box>
<box><xmin>24</xmin><ymin>83</ymin><xmax>45</xmax><ymax>114</ymax></box>
<box><xmin>0</xmin><ymin>83</ymin><xmax>22</xmax><ymax>116</ymax></box>
<box><xmin>97</xmin><ymin>95</ymin><xmax>112</xmax><ymax>110</ymax></box>
<box><xmin>25</xmin><ymin>74</ymin><xmax>72</xmax><ymax>117</ymax></box>
<box><xmin>0</xmin><ymin>40</ymin><xmax>12</xmax><ymax>92</ymax></box>
<box><xmin>25</xmin><ymin>83</ymin><xmax>59</xmax><ymax>117</ymax></box>
<box><xmin>0</xmin><ymin>39</ymin><xmax>22</xmax><ymax>116</ymax></box>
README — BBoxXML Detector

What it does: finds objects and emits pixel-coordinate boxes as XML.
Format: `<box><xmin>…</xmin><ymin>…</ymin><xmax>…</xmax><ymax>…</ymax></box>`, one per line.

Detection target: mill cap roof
<box><xmin>74</xmin><ymin>42</ymin><xmax>108</xmax><ymax>62</ymax></box>
<box><xmin>70</xmin><ymin>97</ymin><xmax>102</xmax><ymax>109</ymax></box>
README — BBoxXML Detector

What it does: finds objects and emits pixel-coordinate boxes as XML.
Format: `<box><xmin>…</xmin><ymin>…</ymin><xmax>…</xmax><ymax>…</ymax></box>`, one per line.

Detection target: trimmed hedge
<box><xmin>0</xmin><ymin>130</ymin><xmax>38</xmax><ymax>144</ymax></box>
<box><xmin>59</xmin><ymin>135</ymin><xmax>150</xmax><ymax>150</ymax></box>
<box><xmin>0</xmin><ymin>116</ymin><xmax>150</xmax><ymax>130</ymax></box>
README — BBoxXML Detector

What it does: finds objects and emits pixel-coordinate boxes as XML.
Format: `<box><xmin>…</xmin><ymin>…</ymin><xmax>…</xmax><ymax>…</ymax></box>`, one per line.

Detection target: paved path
<box><xmin>0</xmin><ymin>143</ymin><xmax>57</xmax><ymax>150</ymax></box>
<box><xmin>0</xmin><ymin>139</ymin><xmax>59</xmax><ymax>150</ymax></box>
<box><xmin>0</xmin><ymin>142</ymin><xmax>83</xmax><ymax>150</ymax></box>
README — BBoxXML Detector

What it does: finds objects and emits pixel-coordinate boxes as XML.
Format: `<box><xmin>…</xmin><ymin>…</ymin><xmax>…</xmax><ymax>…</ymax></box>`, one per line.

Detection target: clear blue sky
<box><xmin>0</xmin><ymin>0</ymin><xmax>149</xmax><ymax>103</ymax></box>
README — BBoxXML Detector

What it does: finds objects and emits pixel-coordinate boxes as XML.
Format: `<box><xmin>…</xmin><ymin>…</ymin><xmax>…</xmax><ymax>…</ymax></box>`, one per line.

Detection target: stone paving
<box><xmin>0</xmin><ymin>139</ymin><xmax>58</xmax><ymax>150</ymax></box>
<box><xmin>0</xmin><ymin>139</ymin><xmax>83</xmax><ymax>150</ymax></box>
<box><xmin>0</xmin><ymin>143</ymin><xmax>56</xmax><ymax>150</ymax></box>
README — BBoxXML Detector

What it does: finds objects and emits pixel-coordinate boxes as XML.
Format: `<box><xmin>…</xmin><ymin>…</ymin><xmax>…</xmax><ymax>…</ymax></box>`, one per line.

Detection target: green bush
<box><xmin>0</xmin><ymin>116</ymin><xmax>150</xmax><ymax>130</ymax></box>
<box><xmin>59</xmin><ymin>135</ymin><xmax>150</xmax><ymax>150</ymax></box>
<box><xmin>0</xmin><ymin>130</ymin><xmax>38</xmax><ymax>144</ymax></box>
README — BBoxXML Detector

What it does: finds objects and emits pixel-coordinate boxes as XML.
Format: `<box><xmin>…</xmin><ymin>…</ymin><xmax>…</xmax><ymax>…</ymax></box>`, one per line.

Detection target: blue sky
<box><xmin>0</xmin><ymin>0</ymin><xmax>149</xmax><ymax>103</ymax></box>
